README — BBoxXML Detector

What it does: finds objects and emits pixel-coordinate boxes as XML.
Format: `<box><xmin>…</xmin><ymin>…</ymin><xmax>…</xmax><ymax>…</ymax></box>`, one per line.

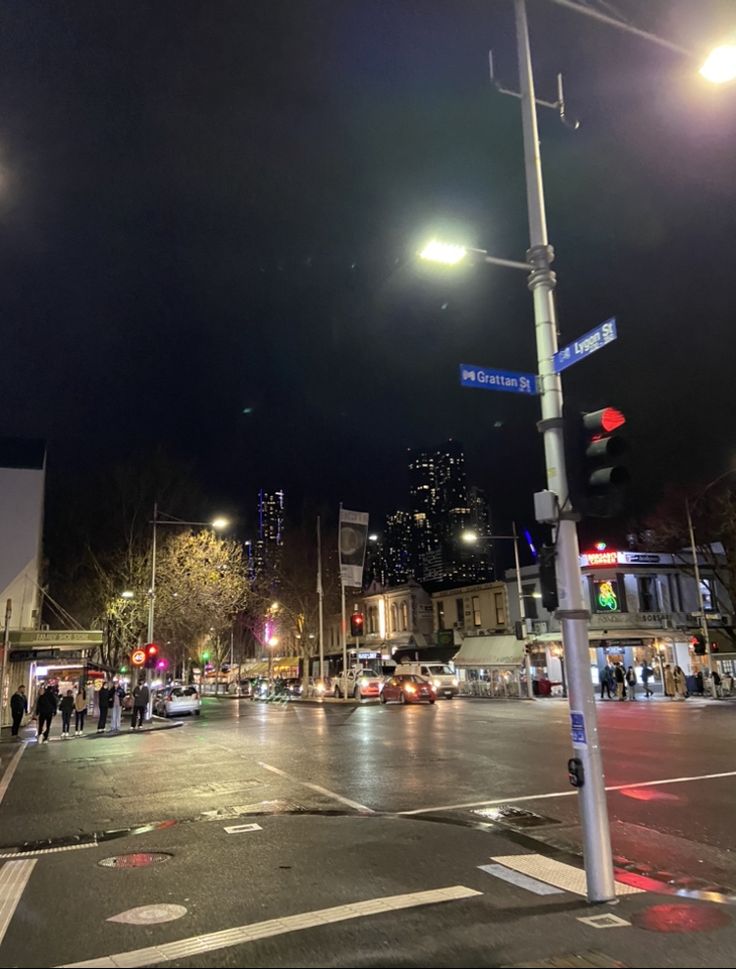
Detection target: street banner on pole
<box><xmin>339</xmin><ymin>508</ymin><xmax>369</xmax><ymax>587</ymax></box>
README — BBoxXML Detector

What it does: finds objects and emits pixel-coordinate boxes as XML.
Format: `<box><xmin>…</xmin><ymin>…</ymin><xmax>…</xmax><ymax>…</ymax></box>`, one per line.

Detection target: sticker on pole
<box><xmin>570</xmin><ymin>712</ymin><xmax>587</xmax><ymax>746</ymax></box>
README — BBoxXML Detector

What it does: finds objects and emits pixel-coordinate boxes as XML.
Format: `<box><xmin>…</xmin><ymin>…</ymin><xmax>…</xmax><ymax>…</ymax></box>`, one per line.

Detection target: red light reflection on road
<box><xmin>633</xmin><ymin>903</ymin><xmax>731</xmax><ymax>933</ymax></box>
<box><xmin>619</xmin><ymin>787</ymin><xmax>680</xmax><ymax>802</ymax></box>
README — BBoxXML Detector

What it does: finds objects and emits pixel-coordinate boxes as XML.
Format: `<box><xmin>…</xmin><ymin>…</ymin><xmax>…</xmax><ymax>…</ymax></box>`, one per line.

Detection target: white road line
<box><xmin>398</xmin><ymin>768</ymin><xmax>736</xmax><ymax>816</ymax></box>
<box><xmin>57</xmin><ymin>885</ymin><xmax>482</xmax><ymax>968</ymax></box>
<box><xmin>258</xmin><ymin>762</ymin><xmax>375</xmax><ymax>814</ymax></box>
<box><xmin>0</xmin><ymin>744</ymin><xmax>25</xmax><ymax>808</ymax></box>
<box><xmin>223</xmin><ymin>823</ymin><xmax>262</xmax><ymax>834</ymax></box>
<box><xmin>0</xmin><ymin>859</ymin><xmax>36</xmax><ymax>947</ymax></box>
<box><xmin>0</xmin><ymin>842</ymin><xmax>96</xmax><ymax>860</ymax></box>
<box><xmin>491</xmin><ymin>855</ymin><xmax>643</xmax><ymax>897</ymax></box>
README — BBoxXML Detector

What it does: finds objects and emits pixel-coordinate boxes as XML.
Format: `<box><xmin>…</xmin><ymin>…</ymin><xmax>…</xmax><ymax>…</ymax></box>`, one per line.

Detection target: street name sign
<box><xmin>553</xmin><ymin>317</ymin><xmax>617</xmax><ymax>374</ymax></box>
<box><xmin>459</xmin><ymin>364</ymin><xmax>537</xmax><ymax>396</ymax></box>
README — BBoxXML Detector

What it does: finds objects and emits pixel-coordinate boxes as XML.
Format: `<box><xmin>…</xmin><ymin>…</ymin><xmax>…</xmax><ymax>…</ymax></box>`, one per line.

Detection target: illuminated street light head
<box><xmin>461</xmin><ymin>530</ymin><xmax>479</xmax><ymax>544</ymax></box>
<box><xmin>211</xmin><ymin>517</ymin><xmax>229</xmax><ymax>530</ymax></box>
<box><xmin>700</xmin><ymin>45</ymin><xmax>736</xmax><ymax>84</ymax></box>
<box><xmin>121</xmin><ymin>590</ymin><xmax>135</xmax><ymax>600</ymax></box>
<box><xmin>419</xmin><ymin>239</ymin><xmax>468</xmax><ymax>265</ymax></box>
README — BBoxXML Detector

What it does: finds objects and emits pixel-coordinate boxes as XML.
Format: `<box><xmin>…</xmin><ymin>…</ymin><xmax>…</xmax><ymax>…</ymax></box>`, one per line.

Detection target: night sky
<box><xmin>1</xmin><ymin>0</ymin><xmax>735</xmax><ymax>544</ymax></box>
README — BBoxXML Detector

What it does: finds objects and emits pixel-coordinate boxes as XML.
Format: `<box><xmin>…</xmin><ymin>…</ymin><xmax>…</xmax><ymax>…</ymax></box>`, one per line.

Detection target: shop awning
<box><xmin>530</xmin><ymin>630</ymin><xmax>688</xmax><ymax>644</ymax></box>
<box><xmin>453</xmin><ymin>635</ymin><xmax>525</xmax><ymax>668</ymax></box>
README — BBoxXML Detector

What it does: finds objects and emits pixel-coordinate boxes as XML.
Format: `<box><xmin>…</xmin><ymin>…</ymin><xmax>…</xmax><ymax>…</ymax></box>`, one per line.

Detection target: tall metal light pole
<box><xmin>512</xmin><ymin>0</ymin><xmax>615</xmax><ymax>902</ymax></box>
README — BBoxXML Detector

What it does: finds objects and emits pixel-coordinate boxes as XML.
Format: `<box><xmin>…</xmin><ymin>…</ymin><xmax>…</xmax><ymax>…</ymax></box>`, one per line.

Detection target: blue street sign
<box><xmin>459</xmin><ymin>364</ymin><xmax>537</xmax><ymax>396</ymax></box>
<box><xmin>553</xmin><ymin>317</ymin><xmax>617</xmax><ymax>374</ymax></box>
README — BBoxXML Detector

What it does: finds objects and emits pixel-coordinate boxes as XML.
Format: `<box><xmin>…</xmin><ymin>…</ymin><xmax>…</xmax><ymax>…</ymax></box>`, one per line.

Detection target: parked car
<box><xmin>395</xmin><ymin>663</ymin><xmax>459</xmax><ymax>698</ymax></box>
<box><xmin>154</xmin><ymin>685</ymin><xmax>201</xmax><ymax>717</ymax></box>
<box><xmin>284</xmin><ymin>678</ymin><xmax>303</xmax><ymax>697</ymax></box>
<box><xmin>250</xmin><ymin>677</ymin><xmax>270</xmax><ymax>700</ymax></box>
<box><xmin>313</xmin><ymin>677</ymin><xmax>335</xmax><ymax>697</ymax></box>
<box><xmin>380</xmin><ymin>674</ymin><xmax>436</xmax><ymax>705</ymax></box>
<box><xmin>334</xmin><ymin>668</ymin><xmax>382</xmax><ymax>699</ymax></box>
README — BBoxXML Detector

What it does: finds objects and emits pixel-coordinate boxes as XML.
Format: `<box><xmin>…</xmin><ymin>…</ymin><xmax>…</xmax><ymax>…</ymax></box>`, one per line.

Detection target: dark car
<box><xmin>284</xmin><ymin>678</ymin><xmax>303</xmax><ymax>697</ymax></box>
<box><xmin>379</xmin><ymin>674</ymin><xmax>436</xmax><ymax>705</ymax></box>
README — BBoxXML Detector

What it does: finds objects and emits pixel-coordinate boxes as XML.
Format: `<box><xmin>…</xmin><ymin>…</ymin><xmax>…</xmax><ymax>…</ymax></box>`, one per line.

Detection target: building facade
<box><xmin>254</xmin><ymin>489</ymin><xmax>285</xmax><ymax>580</ymax></box>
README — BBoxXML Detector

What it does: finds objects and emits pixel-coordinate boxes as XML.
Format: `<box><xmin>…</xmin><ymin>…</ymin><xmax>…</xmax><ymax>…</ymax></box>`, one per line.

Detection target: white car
<box><xmin>334</xmin><ymin>668</ymin><xmax>383</xmax><ymax>699</ymax></box>
<box><xmin>395</xmin><ymin>663</ymin><xmax>460</xmax><ymax>698</ymax></box>
<box><xmin>154</xmin><ymin>686</ymin><xmax>201</xmax><ymax>718</ymax></box>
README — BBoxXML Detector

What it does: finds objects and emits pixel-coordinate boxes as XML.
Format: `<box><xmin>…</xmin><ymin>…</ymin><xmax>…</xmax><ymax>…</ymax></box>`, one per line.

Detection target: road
<box><xmin>1</xmin><ymin>695</ymin><xmax>736</xmax><ymax>968</ymax></box>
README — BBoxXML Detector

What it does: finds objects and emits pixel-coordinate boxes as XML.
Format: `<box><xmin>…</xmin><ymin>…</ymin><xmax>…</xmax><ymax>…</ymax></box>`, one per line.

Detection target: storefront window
<box><xmin>700</xmin><ymin>578</ymin><xmax>716</xmax><ymax>611</ymax></box>
<box><xmin>472</xmin><ymin>595</ymin><xmax>481</xmax><ymax>627</ymax></box>
<box><xmin>437</xmin><ymin>601</ymin><xmax>445</xmax><ymax>630</ymax></box>
<box><xmin>638</xmin><ymin>576</ymin><xmax>659</xmax><ymax>612</ymax></box>
<box><xmin>456</xmin><ymin>598</ymin><xmax>464</xmax><ymax>625</ymax></box>
<box><xmin>494</xmin><ymin>592</ymin><xmax>506</xmax><ymax>626</ymax></box>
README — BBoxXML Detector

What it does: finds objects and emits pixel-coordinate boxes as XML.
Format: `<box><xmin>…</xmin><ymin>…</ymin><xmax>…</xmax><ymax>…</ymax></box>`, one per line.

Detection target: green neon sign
<box><xmin>597</xmin><ymin>579</ymin><xmax>619</xmax><ymax>611</ymax></box>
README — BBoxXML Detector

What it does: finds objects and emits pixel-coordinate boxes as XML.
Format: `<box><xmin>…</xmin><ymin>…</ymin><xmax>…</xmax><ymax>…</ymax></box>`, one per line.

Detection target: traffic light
<box><xmin>573</xmin><ymin>407</ymin><xmax>629</xmax><ymax>518</ymax></box>
<box><xmin>539</xmin><ymin>545</ymin><xmax>558</xmax><ymax>612</ymax></box>
<box><xmin>350</xmin><ymin>612</ymin><xmax>364</xmax><ymax>638</ymax></box>
<box><xmin>691</xmin><ymin>634</ymin><xmax>706</xmax><ymax>655</ymax></box>
<box><xmin>144</xmin><ymin>643</ymin><xmax>159</xmax><ymax>670</ymax></box>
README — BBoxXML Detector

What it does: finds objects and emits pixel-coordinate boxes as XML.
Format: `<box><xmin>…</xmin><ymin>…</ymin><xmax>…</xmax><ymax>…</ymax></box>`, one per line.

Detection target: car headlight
<box><xmin>405</xmin><ymin>684</ymin><xmax>416</xmax><ymax>693</ymax></box>
<box><xmin>433</xmin><ymin>679</ymin><xmax>441</xmax><ymax>688</ymax></box>
<box><xmin>452</xmin><ymin>678</ymin><xmax>459</xmax><ymax>686</ymax></box>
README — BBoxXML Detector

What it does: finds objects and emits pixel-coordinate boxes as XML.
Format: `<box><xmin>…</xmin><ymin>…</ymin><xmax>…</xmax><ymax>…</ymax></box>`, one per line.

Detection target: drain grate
<box><xmin>98</xmin><ymin>851</ymin><xmax>172</xmax><ymax>869</ymax></box>
<box><xmin>473</xmin><ymin>805</ymin><xmax>562</xmax><ymax>828</ymax></box>
<box><xmin>502</xmin><ymin>952</ymin><xmax>627</xmax><ymax>968</ymax></box>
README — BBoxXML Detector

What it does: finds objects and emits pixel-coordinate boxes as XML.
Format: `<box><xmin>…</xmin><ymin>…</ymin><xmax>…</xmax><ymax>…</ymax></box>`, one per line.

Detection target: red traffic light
<box><xmin>600</xmin><ymin>407</ymin><xmax>626</xmax><ymax>433</ymax></box>
<box><xmin>145</xmin><ymin>643</ymin><xmax>159</xmax><ymax>657</ymax></box>
<box><xmin>353</xmin><ymin>613</ymin><xmax>364</xmax><ymax>627</ymax></box>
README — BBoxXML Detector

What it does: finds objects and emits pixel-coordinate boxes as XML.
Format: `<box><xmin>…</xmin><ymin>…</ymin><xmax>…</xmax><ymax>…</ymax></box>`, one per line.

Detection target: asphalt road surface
<box><xmin>1</xmin><ymin>695</ymin><xmax>736</xmax><ymax>968</ymax></box>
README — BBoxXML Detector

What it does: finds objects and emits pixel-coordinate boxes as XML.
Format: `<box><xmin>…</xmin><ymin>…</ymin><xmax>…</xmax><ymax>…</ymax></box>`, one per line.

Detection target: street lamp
<box><xmin>700</xmin><ymin>45</ymin><xmax>736</xmax><ymax>84</ymax></box>
<box><xmin>121</xmin><ymin>590</ymin><xmax>135</xmax><ymax>600</ymax></box>
<box><xmin>461</xmin><ymin>526</ymin><xmax>534</xmax><ymax>700</ymax></box>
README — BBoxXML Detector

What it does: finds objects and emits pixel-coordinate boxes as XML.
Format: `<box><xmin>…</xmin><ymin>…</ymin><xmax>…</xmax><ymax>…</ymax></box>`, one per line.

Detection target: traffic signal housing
<box><xmin>350</xmin><ymin>612</ymin><xmax>364</xmax><ymax>638</ymax></box>
<box><xmin>539</xmin><ymin>545</ymin><xmax>559</xmax><ymax>612</ymax></box>
<box><xmin>572</xmin><ymin>406</ymin><xmax>629</xmax><ymax>518</ymax></box>
<box><xmin>691</xmin><ymin>634</ymin><xmax>706</xmax><ymax>655</ymax></box>
<box><xmin>144</xmin><ymin>643</ymin><xmax>159</xmax><ymax>670</ymax></box>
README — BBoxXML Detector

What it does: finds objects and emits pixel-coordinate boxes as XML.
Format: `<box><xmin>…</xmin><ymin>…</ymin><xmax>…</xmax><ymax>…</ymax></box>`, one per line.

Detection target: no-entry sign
<box><xmin>131</xmin><ymin>648</ymin><xmax>146</xmax><ymax>667</ymax></box>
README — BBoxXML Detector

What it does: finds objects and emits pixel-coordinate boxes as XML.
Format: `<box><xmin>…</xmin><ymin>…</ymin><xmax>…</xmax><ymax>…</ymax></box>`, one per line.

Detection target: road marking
<box><xmin>0</xmin><ymin>744</ymin><xmax>25</xmax><ymax>808</ymax></box>
<box><xmin>491</xmin><ymin>855</ymin><xmax>643</xmax><ymax>897</ymax></box>
<box><xmin>223</xmin><ymin>823</ymin><xmax>262</xmax><ymax>834</ymax></box>
<box><xmin>56</xmin><ymin>884</ymin><xmax>482</xmax><ymax>968</ymax></box>
<box><xmin>0</xmin><ymin>843</ymin><xmax>96</xmax><ymax>860</ymax></box>
<box><xmin>0</xmin><ymin>859</ymin><xmax>36</xmax><ymax>947</ymax></box>
<box><xmin>258</xmin><ymin>762</ymin><xmax>375</xmax><ymax>814</ymax></box>
<box><xmin>398</xmin><ymin>768</ymin><xmax>736</xmax><ymax>816</ymax></box>
<box><xmin>478</xmin><ymin>863</ymin><xmax>564</xmax><ymax>895</ymax></box>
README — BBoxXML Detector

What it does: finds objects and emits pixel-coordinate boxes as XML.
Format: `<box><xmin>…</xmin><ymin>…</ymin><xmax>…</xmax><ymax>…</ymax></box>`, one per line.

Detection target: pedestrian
<box><xmin>626</xmin><ymin>665</ymin><xmax>637</xmax><ymax>700</ymax></box>
<box><xmin>74</xmin><ymin>689</ymin><xmax>87</xmax><ymax>735</ymax></box>
<box><xmin>613</xmin><ymin>662</ymin><xmax>626</xmax><ymax>701</ymax></box>
<box><xmin>131</xmin><ymin>680</ymin><xmax>149</xmax><ymax>730</ymax></box>
<box><xmin>599</xmin><ymin>665</ymin><xmax>613</xmax><ymax>700</ymax></box>
<box><xmin>673</xmin><ymin>665</ymin><xmax>687</xmax><ymax>700</ymax></box>
<box><xmin>59</xmin><ymin>689</ymin><xmax>75</xmax><ymax>738</ymax></box>
<box><xmin>97</xmin><ymin>682</ymin><xmax>111</xmax><ymax>732</ymax></box>
<box><xmin>723</xmin><ymin>672</ymin><xmax>734</xmax><ymax>696</ymax></box>
<box><xmin>35</xmin><ymin>685</ymin><xmax>57</xmax><ymax>744</ymax></box>
<box><xmin>712</xmin><ymin>669</ymin><xmax>722</xmax><ymax>698</ymax></box>
<box><xmin>109</xmin><ymin>680</ymin><xmax>124</xmax><ymax>732</ymax></box>
<box><xmin>10</xmin><ymin>684</ymin><xmax>28</xmax><ymax>737</ymax></box>
<box><xmin>641</xmin><ymin>663</ymin><xmax>654</xmax><ymax>698</ymax></box>
<box><xmin>696</xmin><ymin>670</ymin><xmax>705</xmax><ymax>695</ymax></box>
<box><xmin>664</xmin><ymin>664</ymin><xmax>675</xmax><ymax>697</ymax></box>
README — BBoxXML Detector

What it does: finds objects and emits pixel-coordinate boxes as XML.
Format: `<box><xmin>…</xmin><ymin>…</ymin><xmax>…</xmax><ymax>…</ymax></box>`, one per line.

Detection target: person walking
<box><xmin>35</xmin><ymin>685</ymin><xmax>57</xmax><ymax>744</ymax></box>
<box><xmin>131</xmin><ymin>680</ymin><xmax>149</xmax><ymax>730</ymax></box>
<box><xmin>109</xmin><ymin>681</ymin><xmax>124</xmax><ymax>732</ymax></box>
<box><xmin>59</xmin><ymin>690</ymin><xmax>74</xmax><ymax>739</ymax></box>
<box><xmin>626</xmin><ymin>665</ymin><xmax>637</xmax><ymax>700</ymax></box>
<box><xmin>74</xmin><ymin>689</ymin><xmax>87</xmax><ymax>735</ymax></box>
<box><xmin>97</xmin><ymin>682</ymin><xmax>111</xmax><ymax>732</ymax></box>
<box><xmin>613</xmin><ymin>662</ymin><xmax>626</xmax><ymax>701</ymax></box>
<box><xmin>599</xmin><ymin>665</ymin><xmax>613</xmax><ymax>700</ymax></box>
<box><xmin>673</xmin><ymin>665</ymin><xmax>687</xmax><ymax>700</ymax></box>
<box><xmin>10</xmin><ymin>685</ymin><xmax>28</xmax><ymax>737</ymax></box>
<box><xmin>712</xmin><ymin>669</ymin><xmax>722</xmax><ymax>698</ymax></box>
<box><xmin>641</xmin><ymin>663</ymin><xmax>655</xmax><ymax>698</ymax></box>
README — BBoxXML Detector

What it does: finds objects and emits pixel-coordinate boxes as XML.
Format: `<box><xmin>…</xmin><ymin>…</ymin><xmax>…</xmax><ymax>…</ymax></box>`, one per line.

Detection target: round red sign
<box><xmin>131</xmin><ymin>649</ymin><xmax>146</xmax><ymax>667</ymax></box>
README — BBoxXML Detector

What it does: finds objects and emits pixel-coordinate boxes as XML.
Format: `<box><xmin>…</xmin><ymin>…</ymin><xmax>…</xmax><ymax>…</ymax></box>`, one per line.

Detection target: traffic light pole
<box><xmin>514</xmin><ymin>0</ymin><xmax>615</xmax><ymax>902</ymax></box>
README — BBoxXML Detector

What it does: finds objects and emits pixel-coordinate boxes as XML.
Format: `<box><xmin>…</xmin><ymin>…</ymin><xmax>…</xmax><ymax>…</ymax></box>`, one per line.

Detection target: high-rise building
<box><xmin>385</xmin><ymin>510</ymin><xmax>415</xmax><ymax>585</ymax></box>
<box><xmin>254</xmin><ymin>489</ymin><xmax>285</xmax><ymax>579</ymax></box>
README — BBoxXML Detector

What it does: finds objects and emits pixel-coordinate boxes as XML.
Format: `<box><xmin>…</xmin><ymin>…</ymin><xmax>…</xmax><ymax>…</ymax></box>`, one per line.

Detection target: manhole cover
<box><xmin>473</xmin><ymin>805</ymin><xmax>561</xmax><ymax>828</ymax></box>
<box><xmin>98</xmin><ymin>852</ymin><xmax>172</xmax><ymax>869</ymax></box>
<box><xmin>632</xmin><ymin>903</ymin><xmax>731</xmax><ymax>933</ymax></box>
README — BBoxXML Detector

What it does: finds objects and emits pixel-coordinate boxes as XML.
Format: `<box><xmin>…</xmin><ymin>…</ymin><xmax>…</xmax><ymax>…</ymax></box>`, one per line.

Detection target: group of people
<box><xmin>9</xmin><ymin>679</ymin><xmax>152</xmax><ymax>743</ymax></box>
<box><xmin>599</xmin><ymin>661</ymin><xmax>654</xmax><ymax>701</ymax></box>
<box><xmin>599</xmin><ymin>661</ymin><xmax>691</xmax><ymax>701</ymax></box>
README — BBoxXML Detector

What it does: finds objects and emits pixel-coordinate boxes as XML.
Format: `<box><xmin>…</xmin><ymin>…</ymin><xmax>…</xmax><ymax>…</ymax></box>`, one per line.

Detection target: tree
<box><xmin>642</xmin><ymin>482</ymin><xmax>736</xmax><ymax>648</ymax></box>
<box><xmin>154</xmin><ymin>530</ymin><xmax>251</xmax><ymax>688</ymax></box>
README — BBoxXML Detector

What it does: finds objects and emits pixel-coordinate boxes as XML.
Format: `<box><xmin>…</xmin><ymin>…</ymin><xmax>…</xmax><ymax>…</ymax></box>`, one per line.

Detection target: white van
<box><xmin>395</xmin><ymin>663</ymin><xmax>459</xmax><ymax>698</ymax></box>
